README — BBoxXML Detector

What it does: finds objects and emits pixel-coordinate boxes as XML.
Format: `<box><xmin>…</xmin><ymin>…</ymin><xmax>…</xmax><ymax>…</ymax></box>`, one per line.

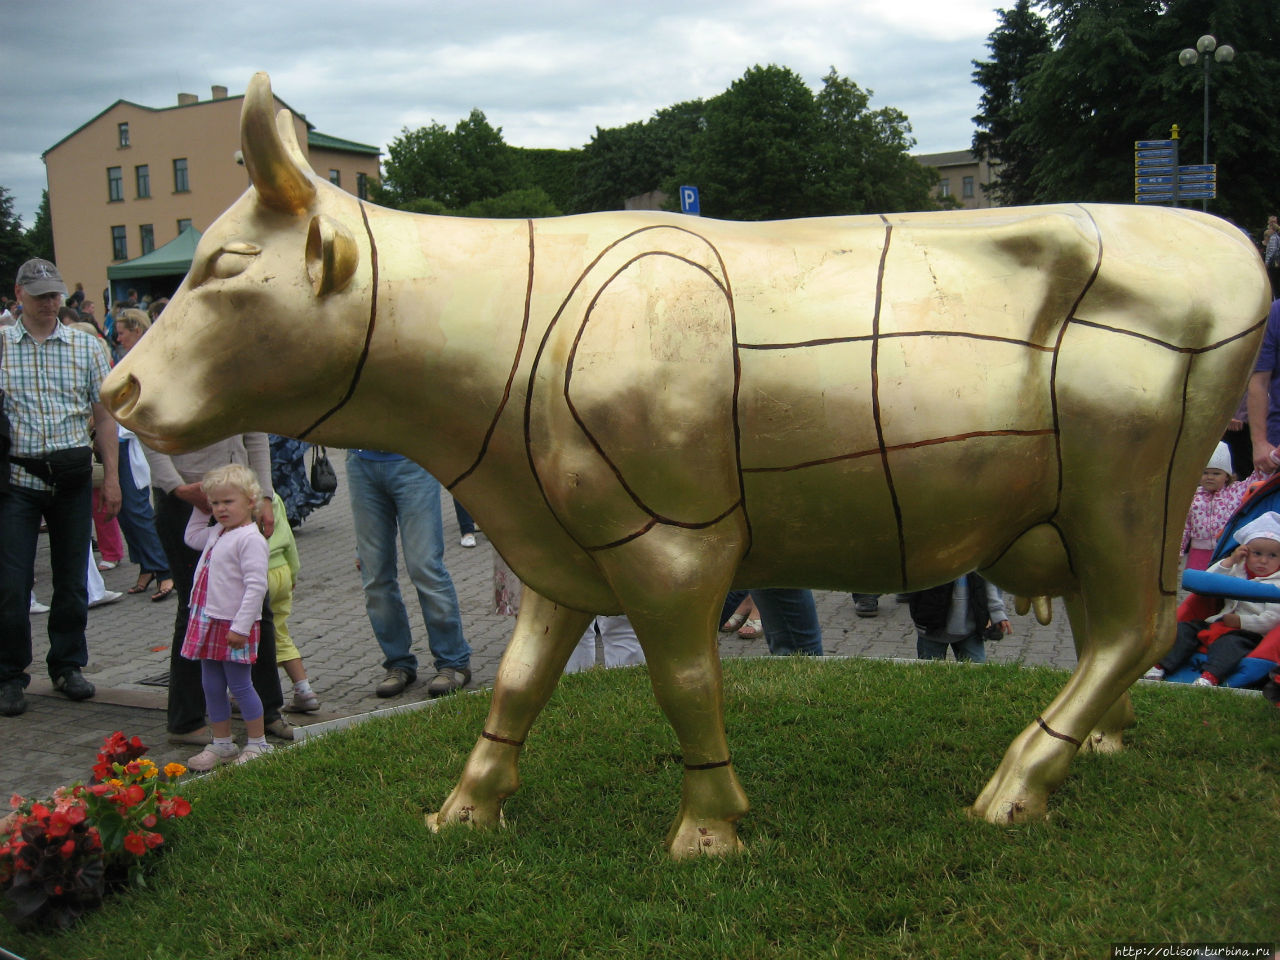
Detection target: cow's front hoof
<box><xmin>666</xmin><ymin>818</ymin><xmax>745</xmax><ymax>859</ymax></box>
<box><xmin>1082</xmin><ymin>727</ymin><xmax>1125</xmax><ymax>754</ymax></box>
<box><xmin>969</xmin><ymin>771</ymin><xmax>1051</xmax><ymax>825</ymax></box>
<box><xmin>427</xmin><ymin>792</ymin><xmax>506</xmax><ymax>832</ymax></box>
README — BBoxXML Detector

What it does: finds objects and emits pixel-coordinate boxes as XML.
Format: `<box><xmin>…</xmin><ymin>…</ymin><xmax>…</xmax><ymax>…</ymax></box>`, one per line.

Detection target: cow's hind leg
<box><xmin>973</xmin><ymin>527</ymin><xmax>1174</xmax><ymax>824</ymax></box>
<box><xmin>594</xmin><ymin>524</ymin><xmax>749</xmax><ymax>858</ymax></box>
<box><xmin>427</xmin><ymin>590</ymin><xmax>592</xmax><ymax>831</ymax></box>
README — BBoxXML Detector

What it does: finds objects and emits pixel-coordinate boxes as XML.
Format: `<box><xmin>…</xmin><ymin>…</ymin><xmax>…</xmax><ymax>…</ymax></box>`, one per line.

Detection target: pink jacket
<box><xmin>184</xmin><ymin>509</ymin><xmax>269</xmax><ymax>636</ymax></box>
<box><xmin>1182</xmin><ymin>470</ymin><xmax>1264</xmax><ymax>554</ymax></box>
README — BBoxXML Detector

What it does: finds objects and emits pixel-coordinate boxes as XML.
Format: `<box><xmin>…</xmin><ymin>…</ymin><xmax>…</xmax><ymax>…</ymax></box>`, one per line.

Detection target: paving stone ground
<box><xmin>2</xmin><ymin>456</ymin><xmax>1080</xmax><ymax>801</ymax></box>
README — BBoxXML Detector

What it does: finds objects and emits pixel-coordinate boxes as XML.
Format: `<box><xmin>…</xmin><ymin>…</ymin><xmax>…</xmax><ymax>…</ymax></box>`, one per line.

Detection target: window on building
<box><xmin>135</xmin><ymin>164</ymin><xmax>150</xmax><ymax>199</ymax></box>
<box><xmin>962</xmin><ymin>176</ymin><xmax>975</xmax><ymax>199</ymax></box>
<box><xmin>173</xmin><ymin>157</ymin><xmax>190</xmax><ymax>193</ymax></box>
<box><xmin>140</xmin><ymin>224</ymin><xmax>155</xmax><ymax>255</ymax></box>
<box><xmin>177</xmin><ymin>218</ymin><xmax>192</xmax><ymax>233</ymax></box>
<box><xmin>111</xmin><ymin>226</ymin><xmax>128</xmax><ymax>261</ymax></box>
<box><xmin>939</xmin><ymin>179</ymin><xmax>950</xmax><ymax>198</ymax></box>
<box><xmin>356</xmin><ymin>172</ymin><xmax>368</xmax><ymax>200</ymax></box>
<box><xmin>107</xmin><ymin>166</ymin><xmax>123</xmax><ymax>202</ymax></box>
<box><xmin>118</xmin><ymin>123</ymin><xmax>129</xmax><ymax>148</ymax></box>
<box><xmin>329</xmin><ymin>169</ymin><xmax>341</xmax><ymax>187</ymax></box>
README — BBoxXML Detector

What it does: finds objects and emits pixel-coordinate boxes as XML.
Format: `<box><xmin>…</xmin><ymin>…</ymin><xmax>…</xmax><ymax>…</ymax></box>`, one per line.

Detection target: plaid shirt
<box><xmin>1</xmin><ymin>320</ymin><xmax>112</xmax><ymax>492</ymax></box>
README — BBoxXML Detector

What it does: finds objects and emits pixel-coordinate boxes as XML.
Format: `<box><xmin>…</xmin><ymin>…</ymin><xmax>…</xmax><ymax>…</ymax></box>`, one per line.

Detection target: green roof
<box><xmin>106</xmin><ymin>225</ymin><xmax>202</xmax><ymax>280</ymax></box>
<box><xmin>307</xmin><ymin>131</ymin><xmax>380</xmax><ymax>156</ymax></box>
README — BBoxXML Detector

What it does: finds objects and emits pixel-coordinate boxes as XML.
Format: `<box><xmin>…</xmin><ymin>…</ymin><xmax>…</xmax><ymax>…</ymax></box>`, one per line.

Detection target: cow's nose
<box><xmin>103</xmin><ymin>373</ymin><xmax>142</xmax><ymax>420</ymax></box>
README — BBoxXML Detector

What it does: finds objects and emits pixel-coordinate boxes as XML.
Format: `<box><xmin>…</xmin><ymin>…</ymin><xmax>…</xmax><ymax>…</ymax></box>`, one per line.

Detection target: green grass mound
<box><xmin>5</xmin><ymin>658</ymin><xmax>1277</xmax><ymax>959</ymax></box>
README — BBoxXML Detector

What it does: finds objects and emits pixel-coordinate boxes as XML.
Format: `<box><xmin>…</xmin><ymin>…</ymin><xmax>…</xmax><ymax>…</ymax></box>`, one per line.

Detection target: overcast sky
<box><xmin>2</xmin><ymin>0</ymin><xmax>1002</xmax><ymax>226</ymax></box>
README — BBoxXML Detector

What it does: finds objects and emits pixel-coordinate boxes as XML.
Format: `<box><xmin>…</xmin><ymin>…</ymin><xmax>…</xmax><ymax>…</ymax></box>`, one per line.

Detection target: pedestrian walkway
<box><xmin>2</xmin><ymin>456</ymin><xmax>1078</xmax><ymax>802</ymax></box>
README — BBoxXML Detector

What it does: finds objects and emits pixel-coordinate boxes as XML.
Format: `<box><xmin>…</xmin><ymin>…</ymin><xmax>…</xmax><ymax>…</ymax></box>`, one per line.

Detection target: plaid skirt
<box><xmin>180</xmin><ymin>555</ymin><xmax>260</xmax><ymax>664</ymax></box>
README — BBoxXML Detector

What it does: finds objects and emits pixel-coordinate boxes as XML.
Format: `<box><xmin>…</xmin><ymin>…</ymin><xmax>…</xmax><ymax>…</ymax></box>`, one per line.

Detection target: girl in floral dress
<box><xmin>181</xmin><ymin>464</ymin><xmax>271</xmax><ymax>771</ymax></box>
<box><xmin>1182</xmin><ymin>442</ymin><xmax>1265</xmax><ymax>570</ymax></box>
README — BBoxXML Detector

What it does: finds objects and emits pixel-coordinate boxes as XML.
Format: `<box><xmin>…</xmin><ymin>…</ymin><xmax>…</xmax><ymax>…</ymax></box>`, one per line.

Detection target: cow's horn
<box><xmin>241</xmin><ymin>72</ymin><xmax>316</xmax><ymax>214</ymax></box>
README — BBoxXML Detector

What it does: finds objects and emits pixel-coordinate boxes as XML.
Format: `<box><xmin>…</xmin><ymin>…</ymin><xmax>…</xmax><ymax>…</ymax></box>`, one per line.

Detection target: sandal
<box><xmin>737</xmin><ymin>618</ymin><xmax>763</xmax><ymax>639</ymax></box>
<box><xmin>127</xmin><ymin>573</ymin><xmax>156</xmax><ymax>594</ymax></box>
<box><xmin>151</xmin><ymin>580</ymin><xmax>176</xmax><ymax>602</ymax></box>
<box><xmin>720</xmin><ymin>611</ymin><xmax>749</xmax><ymax>633</ymax></box>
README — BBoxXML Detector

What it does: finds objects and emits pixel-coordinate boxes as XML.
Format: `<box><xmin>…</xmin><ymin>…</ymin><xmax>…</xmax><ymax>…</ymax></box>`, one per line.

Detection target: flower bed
<box><xmin>0</xmin><ymin>732</ymin><xmax>192</xmax><ymax>931</ymax></box>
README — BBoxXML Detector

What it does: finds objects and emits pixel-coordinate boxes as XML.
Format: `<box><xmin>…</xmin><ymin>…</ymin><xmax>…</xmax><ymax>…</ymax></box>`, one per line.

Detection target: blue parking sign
<box><xmin>680</xmin><ymin>185</ymin><xmax>700</xmax><ymax>215</ymax></box>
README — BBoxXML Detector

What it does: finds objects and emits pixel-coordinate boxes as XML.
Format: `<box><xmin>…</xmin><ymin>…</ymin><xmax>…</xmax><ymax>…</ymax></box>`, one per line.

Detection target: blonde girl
<box><xmin>181</xmin><ymin>464</ymin><xmax>272</xmax><ymax>769</ymax></box>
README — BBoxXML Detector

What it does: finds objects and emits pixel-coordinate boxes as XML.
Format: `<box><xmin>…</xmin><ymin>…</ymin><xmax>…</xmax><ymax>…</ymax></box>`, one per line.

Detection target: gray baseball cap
<box><xmin>15</xmin><ymin>259</ymin><xmax>67</xmax><ymax>297</ymax></box>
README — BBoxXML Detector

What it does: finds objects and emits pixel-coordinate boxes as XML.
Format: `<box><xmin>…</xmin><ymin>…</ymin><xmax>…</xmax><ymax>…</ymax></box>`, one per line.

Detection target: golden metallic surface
<box><xmin>102</xmin><ymin>72</ymin><xmax>1272</xmax><ymax>855</ymax></box>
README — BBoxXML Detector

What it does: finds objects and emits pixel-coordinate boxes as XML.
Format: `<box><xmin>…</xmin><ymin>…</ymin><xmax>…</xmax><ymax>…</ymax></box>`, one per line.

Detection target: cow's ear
<box><xmin>306</xmin><ymin>215</ymin><xmax>359</xmax><ymax>296</ymax></box>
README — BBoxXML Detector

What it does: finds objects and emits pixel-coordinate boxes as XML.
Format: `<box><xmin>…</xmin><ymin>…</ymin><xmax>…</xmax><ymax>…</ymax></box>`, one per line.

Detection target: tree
<box><xmin>455</xmin><ymin>187</ymin><xmax>561</xmax><ymax>219</ymax></box>
<box><xmin>971</xmin><ymin>0</ymin><xmax>1052</xmax><ymax>206</ymax></box>
<box><xmin>26</xmin><ymin>190</ymin><xmax>53</xmax><ymax>262</ymax></box>
<box><xmin>0</xmin><ymin>186</ymin><xmax>32</xmax><ymax>289</ymax></box>
<box><xmin>814</xmin><ymin>69</ymin><xmax>937</xmax><ymax>215</ymax></box>
<box><xmin>574</xmin><ymin>99</ymin><xmax>704</xmax><ymax>212</ymax></box>
<box><xmin>374</xmin><ymin>109</ymin><xmax>526</xmax><ymax>211</ymax></box>
<box><xmin>678</xmin><ymin>65</ymin><xmax>824</xmax><ymax>220</ymax></box>
<box><xmin>674</xmin><ymin>65</ymin><xmax>940</xmax><ymax>220</ymax></box>
<box><xmin>515</xmin><ymin>147</ymin><xmax>582</xmax><ymax>213</ymax></box>
<box><xmin>977</xmin><ymin>0</ymin><xmax>1280</xmax><ymax>228</ymax></box>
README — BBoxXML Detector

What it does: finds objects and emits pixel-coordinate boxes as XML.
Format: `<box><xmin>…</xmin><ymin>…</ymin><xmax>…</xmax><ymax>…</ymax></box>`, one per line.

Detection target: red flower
<box><xmin>59</xmin><ymin>839</ymin><xmax>76</xmax><ymax>859</ymax></box>
<box><xmin>143</xmin><ymin>832</ymin><xmax>164</xmax><ymax>850</ymax></box>
<box><xmin>159</xmin><ymin>796</ymin><xmax>192</xmax><ymax>818</ymax></box>
<box><xmin>142</xmin><ymin>814</ymin><xmax>157</xmax><ymax>828</ymax></box>
<box><xmin>46</xmin><ymin>813</ymin><xmax>71</xmax><ymax>838</ymax></box>
<box><xmin>123</xmin><ymin>832</ymin><xmax>146</xmax><ymax>856</ymax></box>
<box><xmin>63</xmin><ymin>804</ymin><xmax>86</xmax><ymax>826</ymax></box>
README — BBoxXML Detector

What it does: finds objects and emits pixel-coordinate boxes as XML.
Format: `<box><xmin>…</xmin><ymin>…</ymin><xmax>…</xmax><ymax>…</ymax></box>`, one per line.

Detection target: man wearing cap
<box><xmin>0</xmin><ymin>258</ymin><xmax>121</xmax><ymax>716</ymax></box>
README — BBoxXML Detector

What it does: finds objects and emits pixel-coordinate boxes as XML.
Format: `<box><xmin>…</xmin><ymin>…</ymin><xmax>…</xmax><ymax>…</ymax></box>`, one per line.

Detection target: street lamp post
<box><xmin>1178</xmin><ymin>34</ymin><xmax>1234</xmax><ymax>210</ymax></box>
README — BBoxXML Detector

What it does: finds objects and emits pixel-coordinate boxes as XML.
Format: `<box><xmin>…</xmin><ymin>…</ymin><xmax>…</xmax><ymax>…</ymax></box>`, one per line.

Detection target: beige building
<box><xmin>914</xmin><ymin>150</ymin><xmax>1001</xmax><ymax>210</ymax></box>
<box><xmin>43</xmin><ymin>84</ymin><xmax>380</xmax><ymax>306</ymax></box>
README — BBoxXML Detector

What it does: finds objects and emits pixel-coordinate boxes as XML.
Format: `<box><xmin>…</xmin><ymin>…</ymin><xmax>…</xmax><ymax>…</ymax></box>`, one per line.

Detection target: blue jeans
<box><xmin>917</xmin><ymin>632</ymin><xmax>987</xmax><ymax>663</ymax></box>
<box><xmin>454</xmin><ymin>499</ymin><xmax>475</xmax><ymax>536</ymax></box>
<box><xmin>115</xmin><ymin>439</ymin><xmax>169</xmax><ymax>577</ymax></box>
<box><xmin>0</xmin><ymin>479</ymin><xmax>93</xmax><ymax>686</ymax></box>
<box><xmin>722</xmin><ymin>588</ymin><xmax>823</xmax><ymax>656</ymax></box>
<box><xmin>346</xmin><ymin>453</ymin><xmax>470</xmax><ymax>676</ymax></box>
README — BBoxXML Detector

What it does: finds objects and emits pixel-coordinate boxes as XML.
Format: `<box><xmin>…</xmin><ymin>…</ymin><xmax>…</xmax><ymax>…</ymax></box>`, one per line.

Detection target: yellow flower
<box><xmin>139</xmin><ymin>759</ymin><xmax>159</xmax><ymax>779</ymax></box>
<box><xmin>164</xmin><ymin>763</ymin><xmax>187</xmax><ymax>778</ymax></box>
<box><xmin>108</xmin><ymin>779</ymin><xmax>124</xmax><ymax>789</ymax></box>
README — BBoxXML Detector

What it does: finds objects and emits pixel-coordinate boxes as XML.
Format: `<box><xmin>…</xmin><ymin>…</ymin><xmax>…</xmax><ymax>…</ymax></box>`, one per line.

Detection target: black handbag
<box><xmin>309</xmin><ymin>445</ymin><xmax>338</xmax><ymax>494</ymax></box>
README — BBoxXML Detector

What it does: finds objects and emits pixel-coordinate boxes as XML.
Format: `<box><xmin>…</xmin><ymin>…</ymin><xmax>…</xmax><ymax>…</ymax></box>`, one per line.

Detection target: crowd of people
<box><xmin>4</xmin><ymin>237</ymin><xmax>1279</xmax><ymax>771</ymax></box>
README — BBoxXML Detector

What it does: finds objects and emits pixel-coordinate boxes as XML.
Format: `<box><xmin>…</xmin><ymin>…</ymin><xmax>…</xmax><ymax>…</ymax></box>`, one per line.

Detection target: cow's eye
<box><xmin>208</xmin><ymin>241</ymin><xmax>261</xmax><ymax>280</ymax></box>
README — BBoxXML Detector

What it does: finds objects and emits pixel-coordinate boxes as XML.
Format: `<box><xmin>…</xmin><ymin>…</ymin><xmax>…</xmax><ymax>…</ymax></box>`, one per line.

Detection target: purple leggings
<box><xmin>201</xmin><ymin>659</ymin><xmax>263</xmax><ymax>723</ymax></box>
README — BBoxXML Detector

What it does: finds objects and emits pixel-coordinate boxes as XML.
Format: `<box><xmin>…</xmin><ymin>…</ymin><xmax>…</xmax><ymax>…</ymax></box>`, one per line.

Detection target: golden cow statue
<box><xmin>102</xmin><ymin>73</ymin><xmax>1270</xmax><ymax>857</ymax></box>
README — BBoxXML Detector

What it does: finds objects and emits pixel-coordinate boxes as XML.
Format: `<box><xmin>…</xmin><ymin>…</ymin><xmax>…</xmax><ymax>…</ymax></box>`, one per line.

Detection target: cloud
<box><xmin>0</xmin><ymin>0</ymin><xmax>999</xmax><ymax>226</ymax></box>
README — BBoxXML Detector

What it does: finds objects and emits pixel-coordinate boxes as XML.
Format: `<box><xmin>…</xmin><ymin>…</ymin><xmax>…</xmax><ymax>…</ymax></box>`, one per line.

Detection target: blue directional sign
<box><xmin>1135</xmin><ymin>139</ymin><xmax>1177</xmax><ymax>149</ymax></box>
<box><xmin>679</xmin><ymin>185</ymin><xmax>701</xmax><ymax>216</ymax></box>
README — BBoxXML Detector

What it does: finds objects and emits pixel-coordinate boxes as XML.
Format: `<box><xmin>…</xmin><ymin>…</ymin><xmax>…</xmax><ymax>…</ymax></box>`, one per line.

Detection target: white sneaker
<box><xmin>236</xmin><ymin>742</ymin><xmax>273</xmax><ymax>764</ymax></box>
<box><xmin>29</xmin><ymin>599</ymin><xmax>50</xmax><ymax>615</ymax></box>
<box><xmin>1192</xmin><ymin>677</ymin><xmax>1216</xmax><ymax>687</ymax></box>
<box><xmin>460</xmin><ymin>533</ymin><xmax>477</xmax><ymax>548</ymax></box>
<box><xmin>1141</xmin><ymin>665</ymin><xmax>1164</xmax><ymax>681</ymax></box>
<box><xmin>187</xmin><ymin>742</ymin><xmax>240</xmax><ymax>771</ymax></box>
<box><xmin>88</xmin><ymin>590</ymin><xmax>124</xmax><ymax>608</ymax></box>
<box><xmin>97</xmin><ymin>560</ymin><xmax>118</xmax><ymax>571</ymax></box>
